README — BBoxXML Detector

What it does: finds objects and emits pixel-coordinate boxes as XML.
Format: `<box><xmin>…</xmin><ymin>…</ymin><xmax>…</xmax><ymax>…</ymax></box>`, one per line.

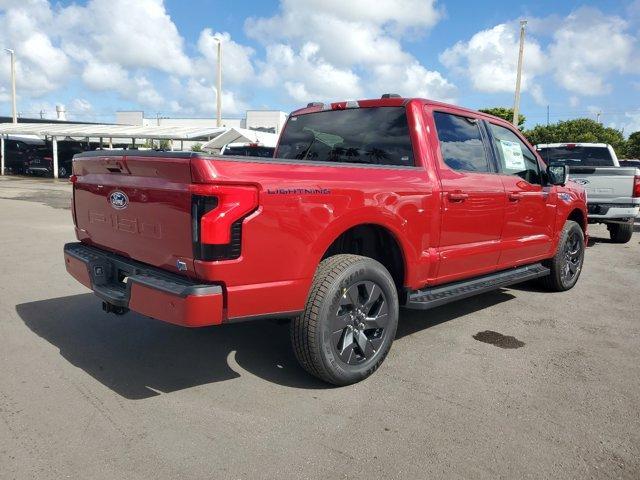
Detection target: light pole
<box><xmin>512</xmin><ymin>20</ymin><xmax>527</xmax><ymax>128</ymax></box>
<box><xmin>4</xmin><ymin>48</ymin><xmax>17</xmax><ymax>124</ymax></box>
<box><xmin>215</xmin><ymin>37</ymin><xmax>222</xmax><ymax>127</ymax></box>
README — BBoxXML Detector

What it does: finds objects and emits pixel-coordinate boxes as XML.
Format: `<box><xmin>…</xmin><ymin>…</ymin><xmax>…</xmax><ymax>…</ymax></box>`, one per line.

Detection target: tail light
<box><xmin>191</xmin><ymin>184</ymin><xmax>259</xmax><ymax>261</ymax></box>
<box><xmin>633</xmin><ymin>175</ymin><xmax>640</xmax><ymax>198</ymax></box>
<box><xmin>69</xmin><ymin>174</ymin><xmax>78</xmax><ymax>184</ymax></box>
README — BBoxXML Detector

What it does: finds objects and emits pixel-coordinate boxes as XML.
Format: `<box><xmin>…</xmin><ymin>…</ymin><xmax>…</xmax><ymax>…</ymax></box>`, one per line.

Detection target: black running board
<box><xmin>406</xmin><ymin>263</ymin><xmax>550</xmax><ymax>310</ymax></box>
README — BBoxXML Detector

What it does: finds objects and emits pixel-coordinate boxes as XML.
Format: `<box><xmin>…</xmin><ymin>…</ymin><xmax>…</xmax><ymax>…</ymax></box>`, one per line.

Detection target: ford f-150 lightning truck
<box><xmin>64</xmin><ymin>96</ymin><xmax>588</xmax><ymax>385</ymax></box>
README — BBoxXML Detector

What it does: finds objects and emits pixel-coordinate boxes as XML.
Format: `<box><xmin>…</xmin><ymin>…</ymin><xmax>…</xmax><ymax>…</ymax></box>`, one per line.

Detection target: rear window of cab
<box><xmin>276</xmin><ymin>107</ymin><xmax>415</xmax><ymax>167</ymax></box>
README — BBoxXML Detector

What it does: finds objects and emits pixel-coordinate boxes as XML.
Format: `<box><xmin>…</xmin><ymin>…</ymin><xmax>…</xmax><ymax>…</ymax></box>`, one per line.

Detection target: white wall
<box><xmin>115</xmin><ymin>111</ymin><xmax>144</xmax><ymax>125</ymax></box>
<box><xmin>245</xmin><ymin>110</ymin><xmax>288</xmax><ymax>133</ymax></box>
<box><xmin>158</xmin><ymin>117</ymin><xmax>243</xmax><ymax>129</ymax></box>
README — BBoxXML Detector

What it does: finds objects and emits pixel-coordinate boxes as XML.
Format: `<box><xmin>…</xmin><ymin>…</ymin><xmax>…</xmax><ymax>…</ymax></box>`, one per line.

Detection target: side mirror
<box><xmin>547</xmin><ymin>164</ymin><xmax>567</xmax><ymax>186</ymax></box>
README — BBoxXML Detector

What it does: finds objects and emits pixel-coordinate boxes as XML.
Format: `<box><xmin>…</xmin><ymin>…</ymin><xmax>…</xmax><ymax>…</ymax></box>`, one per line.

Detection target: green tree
<box><xmin>191</xmin><ymin>143</ymin><xmax>203</xmax><ymax>152</ymax></box>
<box><xmin>479</xmin><ymin>107</ymin><xmax>526</xmax><ymax>129</ymax></box>
<box><xmin>626</xmin><ymin>131</ymin><xmax>640</xmax><ymax>159</ymax></box>
<box><xmin>523</xmin><ymin>118</ymin><xmax>627</xmax><ymax>156</ymax></box>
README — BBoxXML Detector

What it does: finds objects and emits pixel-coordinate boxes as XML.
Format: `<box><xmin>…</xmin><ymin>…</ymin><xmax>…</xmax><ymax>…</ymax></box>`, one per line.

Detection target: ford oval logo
<box><xmin>109</xmin><ymin>191</ymin><xmax>129</xmax><ymax>210</ymax></box>
<box><xmin>571</xmin><ymin>178</ymin><xmax>590</xmax><ymax>186</ymax></box>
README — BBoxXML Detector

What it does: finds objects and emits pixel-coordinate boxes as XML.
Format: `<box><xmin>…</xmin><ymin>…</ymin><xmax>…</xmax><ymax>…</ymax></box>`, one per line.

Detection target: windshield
<box><xmin>276</xmin><ymin>107</ymin><xmax>414</xmax><ymax>166</ymax></box>
<box><xmin>537</xmin><ymin>146</ymin><xmax>614</xmax><ymax>167</ymax></box>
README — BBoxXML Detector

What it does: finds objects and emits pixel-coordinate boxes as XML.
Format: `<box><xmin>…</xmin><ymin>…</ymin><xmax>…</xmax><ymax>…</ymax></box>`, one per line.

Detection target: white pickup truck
<box><xmin>536</xmin><ymin>143</ymin><xmax>640</xmax><ymax>243</ymax></box>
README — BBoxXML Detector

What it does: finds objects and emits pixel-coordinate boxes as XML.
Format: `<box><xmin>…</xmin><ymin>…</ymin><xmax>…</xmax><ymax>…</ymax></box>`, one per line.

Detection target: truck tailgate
<box><xmin>73</xmin><ymin>152</ymin><xmax>196</xmax><ymax>276</ymax></box>
<box><xmin>568</xmin><ymin>166</ymin><xmax>639</xmax><ymax>203</ymax></box>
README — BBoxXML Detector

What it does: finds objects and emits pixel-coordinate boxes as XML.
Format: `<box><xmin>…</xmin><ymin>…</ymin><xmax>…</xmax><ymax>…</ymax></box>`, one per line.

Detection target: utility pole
<box><xmin>546</xmin><ymin>105</ymin><xmax>550</xmax><ymax>126</ymax></box>
<box><xmin>512</xmin><ymin>20</ymin><xmax>527</xmax><ymax>128</ymax></box>
<box><xmin>4</xmin><ymin>48</ymin><xmax>17</xmax><ymax>124</ymax></box>
<box><xmin>215</xmin><ymin>38</ymin><xmax>222</xmax><ymax>127</ymax></box>
<box><xmin>596</xmin><ymin>111</ymin><xmax>602</xmax><ymax>124</ymax></box>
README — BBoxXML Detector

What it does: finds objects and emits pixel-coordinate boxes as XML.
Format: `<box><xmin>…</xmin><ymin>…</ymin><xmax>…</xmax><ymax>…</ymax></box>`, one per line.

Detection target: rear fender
<box><xmin>306</xmin><ymin>207</ymin><xmax>419</xmax><ymax>287</ymax></box>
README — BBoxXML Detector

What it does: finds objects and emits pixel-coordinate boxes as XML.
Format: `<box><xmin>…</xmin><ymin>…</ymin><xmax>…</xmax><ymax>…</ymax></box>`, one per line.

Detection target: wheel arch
<box><xmin>567</xmin><ymin>208</ymin><xmax>587</xmax><ymax>233</ymax></box>
<box><xmin>318</xmin><ymin>222</ymin><xmax>409</xmax><ymax>294</ymax></box>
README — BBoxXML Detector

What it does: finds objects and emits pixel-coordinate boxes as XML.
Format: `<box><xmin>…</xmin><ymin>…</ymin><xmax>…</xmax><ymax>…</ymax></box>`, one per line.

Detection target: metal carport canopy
<box><xmin>0</xmin><ymin>122</ymin><xmax>229</xmax><ymax>179</ymax></box>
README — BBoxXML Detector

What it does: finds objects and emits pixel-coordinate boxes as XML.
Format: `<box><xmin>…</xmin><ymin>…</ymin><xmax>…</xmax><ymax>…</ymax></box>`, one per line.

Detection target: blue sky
<box><xmin>0</xmin><ymin>0</ymin><xmax>638</xmax><ymax>132</ymax></box>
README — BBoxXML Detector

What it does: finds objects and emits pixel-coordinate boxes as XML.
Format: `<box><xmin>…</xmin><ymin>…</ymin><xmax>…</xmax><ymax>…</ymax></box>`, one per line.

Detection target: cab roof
<box><xmin>289</xmin><ymin>96</ymin><xmax>513</xmax><ymax>127</ymax></box>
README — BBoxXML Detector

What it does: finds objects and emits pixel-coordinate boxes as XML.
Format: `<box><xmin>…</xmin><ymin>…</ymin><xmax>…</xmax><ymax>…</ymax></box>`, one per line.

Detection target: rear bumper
<box><xmin>64</xmin><ymin>242</ymin><xmax>224</xmax><ymax>327</ymax></box>
<box><xmin>26</xmin><ymin>166</ymin><xmax>50</xmax><ymax>173</ymax></box>
<box><xmin>587</xmin><ymin>203</ymin><xmax>639</xmax><ymax>221</ymax></box>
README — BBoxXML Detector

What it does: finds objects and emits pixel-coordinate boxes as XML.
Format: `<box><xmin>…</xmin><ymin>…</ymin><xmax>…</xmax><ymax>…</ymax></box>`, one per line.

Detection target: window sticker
<box><xmin>499</xmin><ymin>140</ymin><xmax>526</xmax><ymax>170</ymax></box>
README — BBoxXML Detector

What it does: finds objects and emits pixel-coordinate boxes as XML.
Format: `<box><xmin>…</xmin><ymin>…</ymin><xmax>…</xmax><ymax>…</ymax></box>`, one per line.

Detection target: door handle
<box><xmin>508</xmin><ymin>192</ymin><xmax>522</xmax><ymax>202</ymax></box>
<box><xmin>447</xmin><ymin>192</ymin><xmax>469</xmax><ymax>202</ymax></box>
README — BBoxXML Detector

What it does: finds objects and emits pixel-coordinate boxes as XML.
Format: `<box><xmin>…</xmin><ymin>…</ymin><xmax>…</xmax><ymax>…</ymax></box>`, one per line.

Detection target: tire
<box><xmin>608</xmin><ymin>222</ymin><xmax>633</xmax><ymax>244</ymax></box>
<box><xmin>58</xmin><ymin>166</ymin><xmax>68</xmax><ymax>178</ymax></box>
<box><xmin>541</xmin><ymin>220</ymin><xmax>585</xmax><ymax>292</ymax></box>
<box><xmin>291</xmin><ymin>254</ymin><xmax>399</xmax><ymax>386</ymax></box>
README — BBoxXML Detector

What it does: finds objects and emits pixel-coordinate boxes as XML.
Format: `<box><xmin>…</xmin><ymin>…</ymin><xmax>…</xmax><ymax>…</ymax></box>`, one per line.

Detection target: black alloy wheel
<box><xmin>541</xmin><ymin>220</ymin><xmax>585</xmax><ymax>292</ymax></box>
<box><xmin>332</xmin><ymin>281</ymin><xmax>390</xmax><ymax>365</ymax></box>
<box><xmin>291</xmin><ymin>254</ymin><xmax>399</xmax><ymax>385</ymax></box>
<box><xmin>561</xmin><ymin>228</ymin><xmax>582</xmax><ymax>285</ymax></box>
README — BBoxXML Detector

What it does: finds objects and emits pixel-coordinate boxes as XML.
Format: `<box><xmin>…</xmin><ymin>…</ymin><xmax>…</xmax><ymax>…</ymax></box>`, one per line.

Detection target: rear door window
<box><xmin>276</xmin><ymin>107</ymin><xmax>414</xmax><ymax>167</ymax></box>
<box><xmin>433</xmin><ymin>112</ymin><xmax>490</xmax><ymax>172</ymax></box>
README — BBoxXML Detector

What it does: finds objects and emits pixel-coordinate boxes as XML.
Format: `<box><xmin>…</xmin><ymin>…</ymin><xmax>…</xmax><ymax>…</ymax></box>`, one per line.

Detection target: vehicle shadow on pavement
<box><xmin>588</xmin><ymin>224</ymin><xmax>640</xmax><ymax>245</ymax></box>
<box><xmin>587</xmin><ymin>235</ymin><xmax>614</xmax><ymax>246</ymax></box>
<box><xmin>16</xmin><ymin>294</ymin><xmax>326</xmax><ymax>399</ymax></box>
<box><xmin>396</xmin><ymin>289</ymin><xmax>516</xmax><ymax>339</ymax></box>
<box><xmin>17</xmin><ymin>291</ymin><xmax>517</xmax><ymax>398</ymax></box>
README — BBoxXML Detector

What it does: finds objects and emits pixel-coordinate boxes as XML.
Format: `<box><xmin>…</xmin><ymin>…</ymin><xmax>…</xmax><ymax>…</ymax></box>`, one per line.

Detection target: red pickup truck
<box><xmin>64</xmin><ymin>96</ymin><xmax>587</xmax><ymax>385</ymax></box>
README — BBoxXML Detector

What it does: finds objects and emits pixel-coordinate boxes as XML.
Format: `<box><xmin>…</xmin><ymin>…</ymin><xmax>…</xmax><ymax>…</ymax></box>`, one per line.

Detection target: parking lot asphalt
<box><xmin>1</xmin><ymin>175</ymin><xmax>639</xmax><ymax>480</ymax></box>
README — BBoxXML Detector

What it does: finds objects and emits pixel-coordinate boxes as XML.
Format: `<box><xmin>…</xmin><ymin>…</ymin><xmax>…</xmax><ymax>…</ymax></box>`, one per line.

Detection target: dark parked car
<box><xmin>2</xmin><ymin>137</ymin><xmax>49</xmax><ymax>175</ymax></box>
<box><xmin>219</xmin><ymin>142</ymin><xmax>275</xmax><ymax>157</ymax></box>
<box><xmin>26</xmin><ymin>140</ymin><xmax>92</xmax><ymax>178</ymax></box>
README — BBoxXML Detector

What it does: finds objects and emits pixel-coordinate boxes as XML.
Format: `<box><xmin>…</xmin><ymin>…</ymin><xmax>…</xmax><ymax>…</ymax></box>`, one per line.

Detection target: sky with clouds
<box><xmin>0</xmin><ymin>0</ymin><xmax>638</xmax><ymax>132</ymax></box>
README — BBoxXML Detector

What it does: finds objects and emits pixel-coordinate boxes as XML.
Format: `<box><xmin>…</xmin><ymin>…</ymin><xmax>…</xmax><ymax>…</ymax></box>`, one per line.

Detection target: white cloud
<box><xmin>81</xmin><ymin>62</ymin><xmax>130</xmax><ymax>92</ymax></box>
<box><xmin>247</xmin><ymin>8</ymin><xmax>412</xmax><ymax>68</ymax></box>
<box><xmin>246</xmin><ymin>0</ymin><xmax>441</xmax><ymax>67</ymax></box>
<box><xmin>547</xmin><ymin>8</ymin><xmax>635</xmax><ymax>95</ymax></box>
<box><xmin>81</xmin><ymin>61</ymin><xmax>165</xmax><ymax>109</ymax></box>
<box><xmin>70</xmin><ymin>98</ymin><xmax>92</xmax><ymax>114</ymax></box>
<box><xmin>0</xmin><ymin>0</ymin><xmax>456</xmax><ymax>116</ymax></box>
<box><xmin>58</xmin><ymin>0</ymin><xmax>191</xmax><ymax>74</ymax></box>
<box><xmin>0</xmin><ymin>0</ymin><xmax>269</xmax><ymax>116</ymax></box>
<box><xmin>259</xmin><ymin>43</ymin><xmax>362</xmax><ymax>102</ymax></box>
<box><xmin>441</xmin><ymin>7</ymin><xmax>638</xmax><ymax>101</ymax></box>
<box><xmin>440</xmin><ymin>23</ymin><xmax>546</xmax><ymax>94</ymax></box>
<box><xmin>172</xmin><ymin>77</ymin><xmax>249</xmax><ymax>116</ymax></box>
<box><xmin>0</xmin><ymin>2</ymin><xmax>71</xmax><ymax>95</ymax></box>
<box><xmin>195</xmin><ymin>29</ymin><xmax>255</xmax><ymax>85</ymax></box>
<box><xmin>245</xmin><ymin>0</ymin><xmax>454</xmax><ymax>104</ymax></box>
<box><xmin>372</xmin><ymin>62</ymin><xmax>457</xmax><ymax>103</ymax></box>
<box><xmin>2</xmin><ymin>0</ymin><xmax>633</xmax><ymax>122</ymax></box>
<box><xmin>528</xmin><ymin>84</ymin><xmax>547</xmax><ymax>106</ymax></box>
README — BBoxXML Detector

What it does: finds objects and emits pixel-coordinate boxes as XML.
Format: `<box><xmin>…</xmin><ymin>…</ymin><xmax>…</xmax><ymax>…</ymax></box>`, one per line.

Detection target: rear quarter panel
<box><xmin>191</xmin><ymin>159</ymin><xmax>439</xmax><ymax>318</ymax></box>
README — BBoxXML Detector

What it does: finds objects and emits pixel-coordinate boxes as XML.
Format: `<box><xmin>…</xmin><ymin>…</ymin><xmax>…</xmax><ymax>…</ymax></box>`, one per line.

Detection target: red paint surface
<box><xmin>128</xmin><ymin>283</ymin><xmax>223</xmax><ymax>327</ymax></box>
<box><xmin>64</xmin><ymin>253</ymin><xmax>91</xmax><ymax>289</ymax></box>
